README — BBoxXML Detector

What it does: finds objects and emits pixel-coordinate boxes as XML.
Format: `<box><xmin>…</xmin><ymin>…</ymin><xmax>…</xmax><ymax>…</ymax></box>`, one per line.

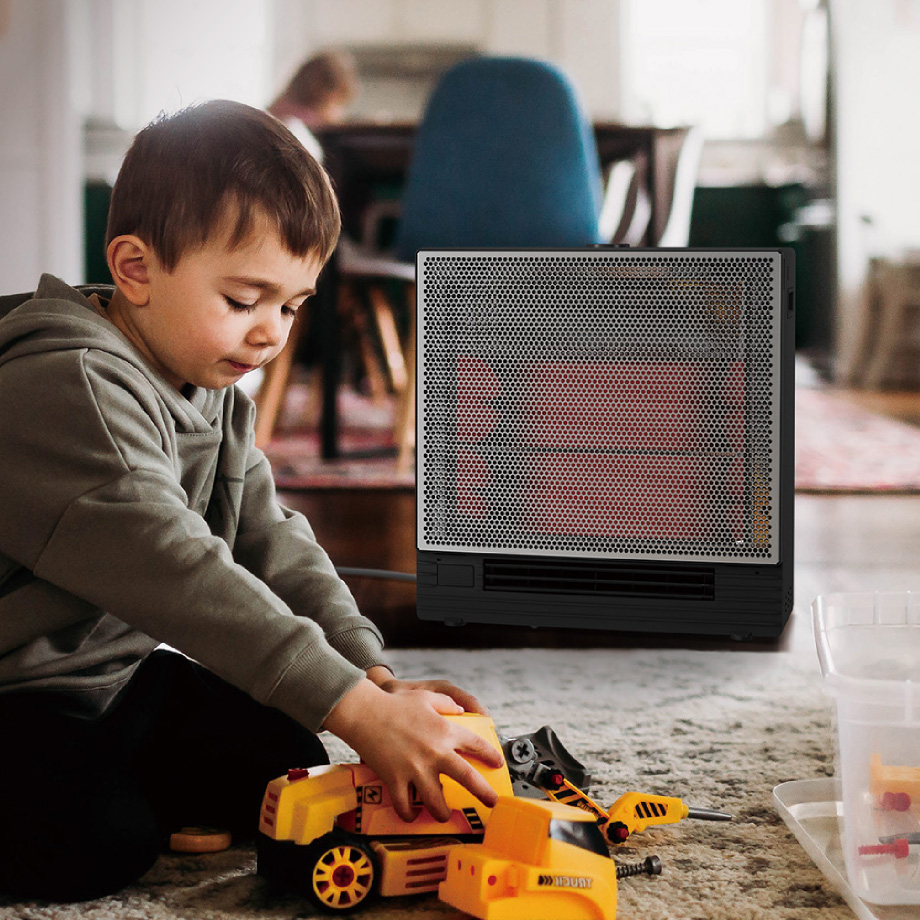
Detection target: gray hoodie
<box><xmin>0</xmin><ymin>274</ymin><xmax>386</xmax><ymax>729</ymax></box>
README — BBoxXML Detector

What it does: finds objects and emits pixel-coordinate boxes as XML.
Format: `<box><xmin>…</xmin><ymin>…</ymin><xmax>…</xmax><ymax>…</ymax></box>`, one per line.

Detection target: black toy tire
<box><xmin>302</xmin><ymin>831</ymin><xmax>378</xmax><ymax>912</ymax></box>
<box><xmin>259</xmin><ymin>830</ymin><xmax>379</xmax><ymax>913</ymax></box>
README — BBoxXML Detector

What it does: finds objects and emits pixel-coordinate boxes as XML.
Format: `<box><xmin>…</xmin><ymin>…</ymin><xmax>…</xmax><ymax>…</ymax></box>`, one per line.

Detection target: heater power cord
<box><xmin>335</xmin><ymin>566</ymin><xmax>417</xmax><ymax>583</ymax></box>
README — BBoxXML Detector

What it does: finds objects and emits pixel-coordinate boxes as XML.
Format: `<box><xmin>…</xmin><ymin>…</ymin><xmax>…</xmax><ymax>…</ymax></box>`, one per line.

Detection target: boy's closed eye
<box><xmin>224</xmin><ymin>295</ymin><xmax>304</xmax><ymax>318</ymax></box>
<box><xmin>224</xmin><ymin>295</ymin><xmax>258</xmax><ymax>312</ymax></box>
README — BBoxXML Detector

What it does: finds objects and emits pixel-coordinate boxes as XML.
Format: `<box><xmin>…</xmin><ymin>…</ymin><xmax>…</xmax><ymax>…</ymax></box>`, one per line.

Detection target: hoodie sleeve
<box><xmin>230</xmin><ymin>444</ymin><xmax>387</xmax><ymax>672</ymax></box>
<box><xmin>0</xmin><ymin>348</ymin><xmax>369</xmax><ymax>732</ymax></box>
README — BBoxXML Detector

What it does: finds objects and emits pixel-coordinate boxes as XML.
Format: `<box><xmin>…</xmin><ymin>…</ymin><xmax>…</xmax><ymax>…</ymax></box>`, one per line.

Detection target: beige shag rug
<box><xmin>0</xmin><ymin>617</ymin><xmax>852</xmax><ymax>920</ymax></box>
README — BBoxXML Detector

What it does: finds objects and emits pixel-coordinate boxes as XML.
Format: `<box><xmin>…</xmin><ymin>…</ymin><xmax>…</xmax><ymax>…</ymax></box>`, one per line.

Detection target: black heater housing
<box><xmin>415</xmin><ymin>248</ymin><xmax>795</xmax><ymax>639</ymax></box>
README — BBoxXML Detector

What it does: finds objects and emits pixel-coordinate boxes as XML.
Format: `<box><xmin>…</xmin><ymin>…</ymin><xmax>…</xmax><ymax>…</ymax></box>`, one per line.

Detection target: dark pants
<box><xmin>0</xmin><ymin>649</ymin><xmax>328</xmax><ymax>902</ymax></box>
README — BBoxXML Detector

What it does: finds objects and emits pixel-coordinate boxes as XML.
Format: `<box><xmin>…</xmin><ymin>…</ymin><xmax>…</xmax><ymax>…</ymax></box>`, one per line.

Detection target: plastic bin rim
<box><xmin>812</xmin><ymin>589</ymin><xmax>920</xmax><ymax>615</ymax></box>
<box><xmin>813</xmin><ymin>596</ymin><xmax>920</xmax><ymax>692</ymax></box>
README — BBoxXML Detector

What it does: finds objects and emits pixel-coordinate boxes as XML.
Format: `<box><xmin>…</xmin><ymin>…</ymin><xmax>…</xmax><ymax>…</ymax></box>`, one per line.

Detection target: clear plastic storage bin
<box><xmin>814</xmin><ymin>592</ymin><xmax>920</xmax><ymax>905</ymax></box>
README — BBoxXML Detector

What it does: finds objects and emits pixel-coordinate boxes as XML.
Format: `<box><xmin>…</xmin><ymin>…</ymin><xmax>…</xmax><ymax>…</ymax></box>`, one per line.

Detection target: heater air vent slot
<box><xmin>483</xmin><ymin>558</ymin><xmax>715</xmax><ymax>600</ymax></box>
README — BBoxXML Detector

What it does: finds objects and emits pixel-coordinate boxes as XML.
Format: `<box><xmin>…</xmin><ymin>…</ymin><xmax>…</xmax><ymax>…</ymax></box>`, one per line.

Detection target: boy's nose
<box><xmin>249</xmin><ymin>311</ymin><xmax>285</xmax><ymax>348</ymax></box>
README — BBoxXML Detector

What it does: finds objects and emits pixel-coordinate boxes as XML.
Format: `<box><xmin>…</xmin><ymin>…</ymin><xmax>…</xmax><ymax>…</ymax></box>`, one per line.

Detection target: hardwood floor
<box><xmin>278</xmin><ymin>382</ymin><xmax>920</xmax><ymax>652</ymax></box>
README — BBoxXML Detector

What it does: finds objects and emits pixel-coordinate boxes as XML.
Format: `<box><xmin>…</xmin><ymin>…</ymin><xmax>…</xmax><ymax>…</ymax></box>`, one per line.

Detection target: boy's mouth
<box><xmin>226</xmin><ymin>360</ymin><xmax>257</xmax><ymax>373</ymax></box>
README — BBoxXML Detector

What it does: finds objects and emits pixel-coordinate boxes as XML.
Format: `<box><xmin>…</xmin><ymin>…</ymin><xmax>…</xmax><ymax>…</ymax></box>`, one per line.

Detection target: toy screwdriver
<box><xmin>547</xmin><ymin>776</ymin><xmax>732</xmax><ymax>844</ymax></box>
<box><xmin>879</xmin><ymin>832</ymin><xmax>920</xmax><ymax>844</ymax></box>
<box><xmin>501</xmin><ymin>731</ymin><xmax>731</xmax><ymax>844</ymax></box>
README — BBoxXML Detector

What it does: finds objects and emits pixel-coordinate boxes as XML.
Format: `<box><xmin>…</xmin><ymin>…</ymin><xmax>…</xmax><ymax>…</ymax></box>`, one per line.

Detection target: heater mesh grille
<box><xmin>418</xmin><ymin>251</ymin><xmax>782</xmax><ymax>564</ymax></box>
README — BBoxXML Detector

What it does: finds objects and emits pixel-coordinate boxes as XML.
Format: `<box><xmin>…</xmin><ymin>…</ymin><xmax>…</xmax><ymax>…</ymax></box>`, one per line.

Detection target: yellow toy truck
<box><xmin>257</xmin><ymin>713</ymin><xmax>665</xmax><ymax>917</ymax></box>
<box><xmin>439</xmin><ymin>795</ymin><xmax>661</xmax><ymax>920</ymax></box>
<box><xmin>256</xmin><ymin>713</ymin><xmax>513</xmax><ymax>911</ymax></box>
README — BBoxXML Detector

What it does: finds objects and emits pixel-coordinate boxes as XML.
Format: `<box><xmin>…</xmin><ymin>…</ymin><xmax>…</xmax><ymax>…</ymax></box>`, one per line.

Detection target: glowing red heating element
<box><xmin>456</xmin><ymin>356</ymin><xmax>749</xmax><ymax>541</ymax></box>
<box><xmin>456</xmin><ymin>357</ymin><xmax>501</xmax><ymax>517</ymax></box>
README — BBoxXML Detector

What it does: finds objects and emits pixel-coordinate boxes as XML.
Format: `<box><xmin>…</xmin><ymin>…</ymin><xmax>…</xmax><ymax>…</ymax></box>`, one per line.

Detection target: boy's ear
<box><xmin>107</xmin><ymin>235</ymin><xmax>152</xmax><ymax>306</ymax></box>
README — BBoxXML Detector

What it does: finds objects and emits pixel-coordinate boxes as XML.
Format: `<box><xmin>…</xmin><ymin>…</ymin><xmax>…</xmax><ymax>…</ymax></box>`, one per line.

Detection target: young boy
<box><xmin>0</xmin><ymin>100</ymin><xmax>501</xmax><ymax>902</ymax></box>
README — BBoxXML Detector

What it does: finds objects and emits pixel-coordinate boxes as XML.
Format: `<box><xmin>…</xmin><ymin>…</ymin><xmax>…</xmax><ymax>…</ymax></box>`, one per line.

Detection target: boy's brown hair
<box><xmin>105</xmin><ymin>99</ymin><xmax>340</xmax><ymax>272</ymax></box>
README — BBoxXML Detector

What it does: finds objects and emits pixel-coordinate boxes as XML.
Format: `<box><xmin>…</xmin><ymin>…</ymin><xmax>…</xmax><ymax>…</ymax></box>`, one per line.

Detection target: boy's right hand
<box><xmin>322</xmin><ymin>678</ymin><xmax>504</xmax><ymax>823</ymax></box>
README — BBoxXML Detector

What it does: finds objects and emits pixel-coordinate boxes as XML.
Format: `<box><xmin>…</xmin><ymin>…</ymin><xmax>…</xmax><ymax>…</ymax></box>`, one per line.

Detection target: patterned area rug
<box><xmin>795</xmin><ymin>388</ymin><xmax>920</xmax><ymax>493</ymax></box>
<box><xmin>0</xmin><ymin>618</ymin><xmax>858</xmax><ymax>920</ymax></box>
<box><xmin>265</xmin><ymin>387</ymin><xmax>415</xmax><ymax>491</ymax></box>
<box><xmin>266</xmin><ymin>429</ymin><xmax>415</xmax><ymax>491</ymax></box>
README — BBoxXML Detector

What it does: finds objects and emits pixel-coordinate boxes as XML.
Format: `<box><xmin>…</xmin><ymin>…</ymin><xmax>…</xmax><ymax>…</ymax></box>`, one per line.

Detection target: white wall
<box><xmin>269</xmin><ymin>0</ymin><xmax>621</xmax><ymax>120</ymax></box>
<box><xmin>832</xmin><ymin>0</ymin><xmax>920</xmax><ymax>371</ymax></box>
<box><xmin>120</xmin><ymin>0</ymin><xmax>272</xmax><ymax>130</ymax></box>
<box><xmin>7</xmin><ymin>0</ymin><xmax>889</xmax><ymax>345</ymax></box>
<box><xmin>0</xmin><ymin>0</ymin><xmax>84</xmax><ymax>291</ymax></box>
<box><xmin>0</xmin><ymin>0</ymin><xmax>277</xmax><ymax>291</ymax></box>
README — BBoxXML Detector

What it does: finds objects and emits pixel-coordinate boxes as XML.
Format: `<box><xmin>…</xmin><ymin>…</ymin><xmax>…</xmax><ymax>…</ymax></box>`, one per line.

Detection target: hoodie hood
<box><xmin>0</xmin><ymin>274</ymin><xmax>224</xmax><ymax>429</ymax></box>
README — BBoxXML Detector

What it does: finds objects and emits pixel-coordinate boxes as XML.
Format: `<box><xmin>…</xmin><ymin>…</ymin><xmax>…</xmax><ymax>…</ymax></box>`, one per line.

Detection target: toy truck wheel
<box><xmin>304</xmin><ymin>832</ymin><xmax>378</xmax><ymax>913</ymax></box>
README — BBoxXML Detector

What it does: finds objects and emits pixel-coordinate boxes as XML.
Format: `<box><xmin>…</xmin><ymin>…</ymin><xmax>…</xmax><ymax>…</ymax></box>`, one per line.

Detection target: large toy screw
<box><xmin>507</xmin><ymin>739</ymin><xmax>537</xmax><ymax>765</ymax></box>
<box><xmin>616</xmin><ymin>856</ymin><xmax>662</xmax><ymax>879</ymax></box>
<box><xmin>859</xmin><ymin>840</ymin><xmax>910</xmax><ymax>859</ymax></box>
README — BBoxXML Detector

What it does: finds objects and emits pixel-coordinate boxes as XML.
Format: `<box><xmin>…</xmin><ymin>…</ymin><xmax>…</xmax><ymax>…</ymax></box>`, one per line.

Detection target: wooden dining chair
<box><xmin>257</xmin><ymin>56</ymin><xmax>607</xmax><ymax>465</ymax></box>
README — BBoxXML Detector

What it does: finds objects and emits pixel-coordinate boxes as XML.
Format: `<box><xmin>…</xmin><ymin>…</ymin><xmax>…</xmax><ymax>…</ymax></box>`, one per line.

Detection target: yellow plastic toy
<box><xmin>870</xmin><ymin>753</ymin><xmax>920</xmax><ymax>813</ymax></box>
<box><xmin>548</xmin><ymin>780</ymin><xmax>731</xmax><ymax>844</ymax></box>
<box><xmin>438</xmin><ymin>796</ymin><xmax>660</xmax><ymax>920</ymax></box>
<box><xmin>257</xmin><ymin>712</ymin><xmax>512</xmax><ymax>912</ymax></box>
<box><xmin>257</xmin><ymin>717</ymin><xmax>674</xmax><ymax>916</ymax></box>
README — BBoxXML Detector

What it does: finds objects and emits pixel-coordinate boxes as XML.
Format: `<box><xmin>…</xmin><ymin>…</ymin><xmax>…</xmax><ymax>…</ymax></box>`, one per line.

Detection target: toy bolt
<box><xmin>616</xmin><ymin>856</ymin><xmax>663</xmax><ymax>879</ymax></box>
<box><xmin>507</xmin><ymin>739</ymin><xmax>537</xmax><ymax>766</ymax></box>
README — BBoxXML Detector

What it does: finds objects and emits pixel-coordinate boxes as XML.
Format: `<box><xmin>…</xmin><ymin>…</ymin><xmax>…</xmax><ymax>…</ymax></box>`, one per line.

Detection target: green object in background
<box><xmin>689</xmin><ymin>183</ymin><xmax>834</xmax><ymax>353</ymax></box>
<box><xmin>84</xmin><ymin>181</ymin><xmax>113</xmax><ymax>286</ymax></box>
<box><xmin>688</xmin><ymin>183</ymin><xmax>808</xmax><ymax>249</ymax></box>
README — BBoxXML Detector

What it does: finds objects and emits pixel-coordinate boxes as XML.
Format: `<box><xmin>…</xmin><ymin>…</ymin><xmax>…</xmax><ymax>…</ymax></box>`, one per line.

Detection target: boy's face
<box><xmin>115</xmin><ymin>208</ymin><xmax>322</xmax><ymax>392</ymax></box>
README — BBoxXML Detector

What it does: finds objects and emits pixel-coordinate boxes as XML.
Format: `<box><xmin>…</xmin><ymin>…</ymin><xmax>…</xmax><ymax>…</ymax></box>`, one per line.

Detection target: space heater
<box><xmin>415</xmin><ymin>248</ymin><xmax>795</xmax><ymax>639</ymax></box>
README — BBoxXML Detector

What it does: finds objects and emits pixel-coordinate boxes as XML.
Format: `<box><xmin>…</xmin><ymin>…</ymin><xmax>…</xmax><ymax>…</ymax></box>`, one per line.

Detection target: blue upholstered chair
<box><xmin>395</xmin><ymin>56</ymin><xmax>603</xmax><ymax>259</ymax></box>
<box><xmin>325</xmin><ymin>57</ymin><xmax>605</xmax><ymax>466</ymax></box>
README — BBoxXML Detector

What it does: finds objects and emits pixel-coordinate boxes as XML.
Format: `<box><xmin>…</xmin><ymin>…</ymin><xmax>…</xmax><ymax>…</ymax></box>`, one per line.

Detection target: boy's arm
<box><xmin>0</xmin><ymin>352</ymin><xmax>365</xmax><ymax>732</ymax></box>
<box><xmin>230</xmin><ymin>443</ymin><xmax>386</xmax><ymax>671</ymax></box>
